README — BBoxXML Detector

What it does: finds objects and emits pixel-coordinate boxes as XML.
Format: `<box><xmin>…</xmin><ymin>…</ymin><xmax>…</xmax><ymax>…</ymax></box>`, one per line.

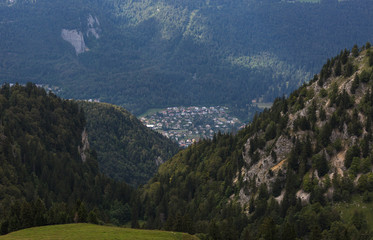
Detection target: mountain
<box><xmin>1</xmin><ymin>0</ymin><xmax>373</xmax><ymax>117</ymax></box>
<box><xmin>0</xmin><ymin>83</ymin><xmax>132</xmax><ymax>234</ymax></box>
<box><xmin>138</xmin><ymin>44</ymin><xmax>373</xmax><ymax>239</ymax></box>
<box><xmin>78</xmin><ymin>101</ymin><xmax>179</xmax><ymax>186</ymax></box>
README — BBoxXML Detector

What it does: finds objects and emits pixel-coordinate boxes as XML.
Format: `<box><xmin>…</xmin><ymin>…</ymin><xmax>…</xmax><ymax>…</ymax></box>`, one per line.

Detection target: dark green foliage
<box><xmin>138</xmin><ymin>127</ymin><xmax>251</xmax><ymax>237</ymax></box>
<box><xmin>334</xmin><ymin>60</ymin><xmax>342</xmax><ymax>76</ymax></box>
<box><xmin>265</xmin><ymin>121</ymin><xmax>277</xmax><ymax>140</ymax></box>
<box><xmin>351</xmin><ymin>211</ymin><xmax>368</xmax><ymax>232</ymax></box>
<box><xmin>319</xmin><ymin>122</ymin><xmax>332</xmax><ymax>147</ymax></box>
<box><xmin>2</xmin><ymin>0</ymin><xmax>373</xmax><ymax>118</ymax></box>
<box><xmin>258</xmin><ymin>217</ymin><xmax>277</xmax><ymax>240</ymax></box>
<box><xmin>294</xmin><ymin>116</ymin><xmax>311</xmax><ymax>131</ymax></box>
<box><xmin>345</xmin><ymin>145</ymin><xmax>361</xmax><ymax>169</ymax></box>
<box><xmin>312</xmin><ymin>152</ymin><xmax>329</xmax><ymax>177</ymax></box>
<box><xmin>320</xmin><ymin>88</ymin><xmax>328</xmax><ymax>98</ymax></box>
<box><xmin>110</xmin><ymin>201</ymin><xmax>132</xmax><ymax>225</ymax></box>
<box><xmin>319</xmin><ymin>107</ymin><xmax>326</xmax><ymax>121</ymax></box>
<box><xmin>359</xmin><ymin>69</ymin><xmax>371</xmax><ymax>83</ymax></box>
<box><xmin>351</xmin><ymin>74</ymin><xmax>360</xmax><ymax>94</ymax></box>
<box><xmin>362</xmin><ymin>191</ymin><xmax>371</xmax><ymax>203</ymax></box>
<box><xmin>87</xmin><ymin>210</ymin><xmax>99</xmax><ymax>224</ymax></box>
<box><xmin>347</xmin><ymin>109</ymin><xmax>363</xmax><ymax>137</ymax></box>
<box><xmin>343</xmin><ymin>61</ymin><xmax>354</xmax><ymax>77</ymax></box>
<box><xmin>320</xmin><ymin>59</ymin><xmax>332</xmax><ymax>85</ymax></box>
<box><xmin>281</xmin><ymin>222</ymin><xmax>297</xmax><ymax>240</ymax></box>
<box><xmin>75</xmin><ymin>201</ymin><xmax>88</xmax><ymax>223</ymax></box>
<box><xmin>336</xmin><ymin>89</ymin><xmax>353</xmax><ymax>109</ymax></box>
<box><xmin>368</xmin><ymin>50</ymin><xmax>373</xmax><ymax>67</ymax></box>
<box><xmin>329</xmin><ymin>83</ymin><xmax>339</xmax><ymax>106</ymax></box>
<box><xmin>341</xmin><ymin>49</ymin><xmax>349</xmax><ymax>65</ymax></box>
<box><xmin>79</xmin><ymin>102</ymin><xmax>179</xmax><ymax>186</ymax></box>
<box><xmin>0</xmin><ymin>83</ymin><xmax>132</xmax><ymax>234</ymax></box>
<box><xmin>359</xmin><ymin>86</ymin><xmax>373</xmax><ymax>117</ymax></box>
<box><xmin>136</xmin><ymin>47</ymin><xmax>373</xmax><ymax>239</ymax></box>
<box><xmin>352</xmin><ymin>44</ymin><xmax>360</xmax><ymax>57</ymax></box>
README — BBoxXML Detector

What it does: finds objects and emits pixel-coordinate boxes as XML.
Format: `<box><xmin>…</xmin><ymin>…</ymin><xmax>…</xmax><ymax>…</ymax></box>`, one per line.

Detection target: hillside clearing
<box><xmin>0</xmin><ymin>224</ymin><xmax>199</xmax><ymax>240</ymax></box>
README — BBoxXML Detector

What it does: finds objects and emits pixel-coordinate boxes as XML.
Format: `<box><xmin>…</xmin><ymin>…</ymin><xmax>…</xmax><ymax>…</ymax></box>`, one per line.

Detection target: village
<box><xmin>140</xmin><ymin>106</ymin><xmax>243</xmax><ymax>147</ymax></box>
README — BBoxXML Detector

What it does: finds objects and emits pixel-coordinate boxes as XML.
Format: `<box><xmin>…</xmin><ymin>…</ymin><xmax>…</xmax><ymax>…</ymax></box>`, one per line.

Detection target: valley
<box><xmin>1</xmin><ymin>0</ymin><xmax>373</xmax><ymax>239</ymax></box>
<box><xmin>1</xmin><ymin>44</ymin><xmax>373</xmax><ymax>239</ymax></box>
<box><xmin>140</xmin><ymin>106</ymin><xmax>244</xmax><ymax>147</ymax></box>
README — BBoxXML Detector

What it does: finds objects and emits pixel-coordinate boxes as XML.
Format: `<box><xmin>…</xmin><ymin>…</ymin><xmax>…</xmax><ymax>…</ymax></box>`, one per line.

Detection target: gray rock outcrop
<box><xmin>61</xmin><ymin>29</ymin><xmax>86</xmax><ymax>55</ymax></box>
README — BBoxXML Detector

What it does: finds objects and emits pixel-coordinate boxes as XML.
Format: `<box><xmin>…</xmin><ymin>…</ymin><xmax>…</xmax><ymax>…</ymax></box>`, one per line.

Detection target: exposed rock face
<box><xmin>296</xmin><ymin>189</ymin><xmax>310</xmax><ymax>204</ymax></box>
<box><xmin>61</xmin><ymin>29</ymin><xmax>86</xmax><ymax>55</ymax></box>
<box><xmin>235</xmin><ymin>49</ymin><xmax>373</xmax><ymax>208</ymax></box>
<box><xmin>240</xmin><ymin>134</ymin><xmax>292</xmax><ymax>201</ymax></box>
<box><xmin>61</xmin><ymin>14</ymin><xmax>101</xmax><ymax>55</ymax></box>
<box><xmin>78</xmin><ymin>128</ymin><xmax>90</xmax><ymax>163</ymax></box>
<box><xmin>155</xmin><ymin>156</ymin><xmax>164</xmax><ymax>166</ymax></box>
<box><xmin>87</xmin><ymin>14</ymin><xmax>100</xmax><ymax>39</ymax></box>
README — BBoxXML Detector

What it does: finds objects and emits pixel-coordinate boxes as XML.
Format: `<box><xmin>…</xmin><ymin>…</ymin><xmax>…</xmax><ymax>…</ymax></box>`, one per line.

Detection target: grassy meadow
<box><xmin>0</xmin><ymin>223</ymin><xmax>199</xmax><ymax>240</ymax></box>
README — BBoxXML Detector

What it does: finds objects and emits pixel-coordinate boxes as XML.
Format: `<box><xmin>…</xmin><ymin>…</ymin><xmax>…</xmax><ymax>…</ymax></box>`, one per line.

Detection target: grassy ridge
<box><xmin>0</xmin><ymin>224</ymin><xmax>198</xmax><ymax>240</ymax></box>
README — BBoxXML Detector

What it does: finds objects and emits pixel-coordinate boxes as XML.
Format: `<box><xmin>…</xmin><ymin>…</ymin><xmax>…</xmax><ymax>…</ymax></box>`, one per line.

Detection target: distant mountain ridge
<box><xmin>1</xmin><ymin>0</ymin><xmax>373</xmax><ymax>117</ymax></box>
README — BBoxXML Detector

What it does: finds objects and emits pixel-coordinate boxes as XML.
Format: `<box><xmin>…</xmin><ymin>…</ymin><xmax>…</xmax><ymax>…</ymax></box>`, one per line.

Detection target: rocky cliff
<box><xmin>237</xmin><ymin>45</ymin><xmax>373</xmax><ymax>205</ymax></box>
<box><xmin>61</xmin><ymin>14</ymin><xmax>101</xmax><ymax>55</ymax></box>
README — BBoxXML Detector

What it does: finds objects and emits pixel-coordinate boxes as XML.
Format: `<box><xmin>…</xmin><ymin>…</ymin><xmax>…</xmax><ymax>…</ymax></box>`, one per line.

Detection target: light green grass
<box><xmin>333</xmin><ymin>195</ymin><xmax>373</xmax><ymax>228</ymax></box>
<box><xmin>253</xmin><ymin>102</ymin><xmax>273</xmax><ymax>109</ymax></box>
<box><xmin>138</xmin><ymin>108</ymin><xmax>165</xmax><ymax>118</ymax></box>
<box><xmin>0</xmin><ymin>223</ymin><xmax>199</xmax><ymax>240</ymax></box>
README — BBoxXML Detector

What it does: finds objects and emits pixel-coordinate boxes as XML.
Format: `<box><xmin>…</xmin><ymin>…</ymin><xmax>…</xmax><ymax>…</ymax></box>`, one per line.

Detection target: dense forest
<box><xmin>1</xmin><ymin>0</ymin><xmax>373</xmax><ymax>118</ymax></box>
<box><xmin>0</xmin><ymin>84</ymin><xmax>132</xmax><ymax>234</ymax></box>
<box><xmin>1</xmin><ymin>44</ymin><xmax>373</xmax><ymax>239</ymax></box>
<box><xmin>138</xmin><ymin>44</ymin><xmax>373</xmax><ymax>239</ymax></box>
<box><xmin>78</xmin><ymin>101</ymin><xmax>179</xmax><ymax>186</ymax></box>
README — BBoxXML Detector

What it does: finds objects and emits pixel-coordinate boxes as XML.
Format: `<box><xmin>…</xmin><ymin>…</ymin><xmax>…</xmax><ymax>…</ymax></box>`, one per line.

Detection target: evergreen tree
<box><xmin>351</xmin><ymin>74</ymin><xmax>360</xmax><ymax>94</ymax></box>
<box><xmin>335</xmin><ymin>60</ymin><xmax>342</xmax><ymax>76</ymax></box>
<box><xmin>352</xmin><ymin>44</ymin><xmax>359</xmax><ymax>57</ymax></box>
<box><xmin>343</xmin><ymin>62</ymin><xmax>354</xmax><ymax>77</ymax></box>
<box><xmin>313</xmin><ymin>152</ymin><xmax>329</xmax><ymax>177</ymax></box>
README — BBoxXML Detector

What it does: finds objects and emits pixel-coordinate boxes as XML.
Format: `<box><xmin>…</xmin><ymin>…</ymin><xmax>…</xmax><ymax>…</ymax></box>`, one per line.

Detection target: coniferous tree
<box><xmin>351</xmin><ymin>74</ymin><xmax>360</xmax><ymax>94</ymax></box>
<box><xmin>352</xmin><ymin>44</ymin><xmax>359</xmax><ymax>57</ymax></box>
<box><xmin>360</xmin><ymin>70</ymin><xmax>371</xmax><ymax>83</ymax></box>
<box><xmin>343</xmin><ymin>62</ymin><xmax>354</xmax><ymax>77</ymax></box>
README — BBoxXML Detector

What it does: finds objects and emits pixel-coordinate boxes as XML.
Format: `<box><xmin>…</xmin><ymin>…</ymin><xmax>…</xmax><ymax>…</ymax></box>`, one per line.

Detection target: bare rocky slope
<box><xmin>238</xmin><ymin>45</ymin><xmax>373</xmax><ymax>205</ymax></box>
<box><xmin>139</xmin><ymin>44</ymin><xmax>373</xmax><ymax>239</ymax></box>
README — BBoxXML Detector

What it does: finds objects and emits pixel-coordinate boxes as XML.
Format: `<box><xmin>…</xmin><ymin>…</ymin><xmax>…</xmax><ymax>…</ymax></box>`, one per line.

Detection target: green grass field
<box><xmin>138</xmin><ymin>108</ymin><xmax>165</xmax><ymax>118</ymax></box>
<box><xmin>253</xmin><ymin>102</ymin><xmax>273</xmax><ymax>110</ymax></box>
<box><xmin>333</xmin><ymin>194</ymin><xmax>373</xmax><ymax>228</ymax></box>
<box><xmin>0</xmin><ymin>223</ymin><xmax>199</xmax><ymax>240</ymax></box>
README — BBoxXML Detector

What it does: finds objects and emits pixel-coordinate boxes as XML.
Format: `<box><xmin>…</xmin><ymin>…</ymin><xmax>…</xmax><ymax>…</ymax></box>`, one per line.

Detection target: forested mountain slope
<box><xmin>139</xmin><ymin>44</ymin><xmax>373</xmax><ymax>239</ymax></box>
<box><xmin>1</xmin><ymin>0</ymin><xmax>373</xmax><ymax>117</ymax></box>
<box><xmin>78</xmin><ymin>101</ymin><xmax>179</xmax><ymax>186</ymax></box>
<box><xmin>0</xmin><ymin>84</ymin><xmax>132</xmax><ymax>234</ymax></box>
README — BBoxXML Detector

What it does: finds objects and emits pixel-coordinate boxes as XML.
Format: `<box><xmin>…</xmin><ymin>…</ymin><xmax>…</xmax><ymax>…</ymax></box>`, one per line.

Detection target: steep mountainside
<box><xmin>78</xmin><ymin>101</ymin><xmax>179</xmax><ymax>186</ymax></box>
<box><xmin>139</xmin><ymin>44</ymin><xmax>373</xmax><ymax>239</ymax></box>
<box><xmin>1</xmin><ymin>0</ymin><xmax>373</xmax><ymax>117</ymax></box>
<box><xmin>0</xmin><ymin>84</ymin><xmax>132</xmax><ymax>234</ymax></box>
